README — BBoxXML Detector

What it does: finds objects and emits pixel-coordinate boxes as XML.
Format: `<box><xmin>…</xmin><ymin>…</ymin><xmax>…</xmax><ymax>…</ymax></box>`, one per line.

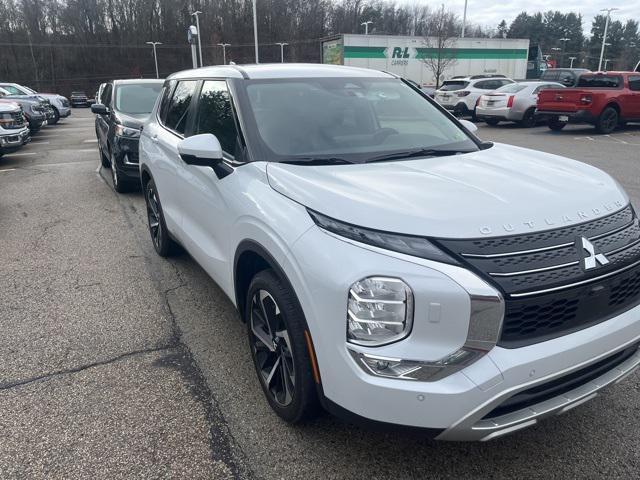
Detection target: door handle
<box><xmin>151</xmin><ymin>134</ymin><xmax>159</xmax><ymax>142</ymax></box>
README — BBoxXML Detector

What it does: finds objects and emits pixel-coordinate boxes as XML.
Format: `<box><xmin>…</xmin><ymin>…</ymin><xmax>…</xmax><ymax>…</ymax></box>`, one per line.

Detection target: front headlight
<box><xmin>308</xmin><ymin>209</ymin><xmax>458</xmax><ymax>265</ymax></box>
<box><xmin>115</xmin><ymin>124</ymin><xmax>140</xmax><ymax>138</ymax></box>
<box><xmin>30</xmin><ymin>105</ymin><xmax>39</xmax><ymax>113</ymax></box>
<box><xmin>347</xmin><ymin>276</ymin><xmax>413</xmax><ymax>346</ymax></box>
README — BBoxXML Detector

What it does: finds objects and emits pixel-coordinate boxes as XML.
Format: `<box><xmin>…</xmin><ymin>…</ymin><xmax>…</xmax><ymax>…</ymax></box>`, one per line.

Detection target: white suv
<box><xmin>434</xmin><ymin>75</ymin><xmax>514</xmax><ymax>117</ymax></box>
<box><xmin>139</xmin><ymin>64</ymin><xmax>640</xmax><ymax>440</ymax></box>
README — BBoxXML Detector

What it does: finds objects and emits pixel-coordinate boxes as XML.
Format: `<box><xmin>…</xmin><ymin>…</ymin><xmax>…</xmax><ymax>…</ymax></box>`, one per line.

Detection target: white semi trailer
<box><xmin>322</xmin><ymin>34</ymin><xmax>530</xmax><ymax>85</ymax></box>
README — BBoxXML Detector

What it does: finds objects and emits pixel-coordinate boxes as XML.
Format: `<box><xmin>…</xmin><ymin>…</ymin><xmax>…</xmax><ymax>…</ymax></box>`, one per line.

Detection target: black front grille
<box><xmin>435</xmin><ymin>205</ymin><xmax>640</xmax><ymax>347</ymax></box>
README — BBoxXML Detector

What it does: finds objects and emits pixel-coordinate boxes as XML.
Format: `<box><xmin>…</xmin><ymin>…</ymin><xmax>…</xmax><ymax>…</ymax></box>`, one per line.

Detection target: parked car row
<box><xmin>432</xmin><ymin>68</ymin><xmax>640</xmax><ymax>134</ymax></box>
<box><xmin>0</xmin><ymin>82</ymin><xmax>73</xmax><ymax>158</ymax></box>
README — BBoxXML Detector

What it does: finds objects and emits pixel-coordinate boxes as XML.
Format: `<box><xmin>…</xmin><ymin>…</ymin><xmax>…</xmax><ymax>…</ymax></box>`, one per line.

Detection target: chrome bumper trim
<box><xmin>437</xmin><ymin>344</ymin><xmax>640</xmax><ymax>441</ymax></box>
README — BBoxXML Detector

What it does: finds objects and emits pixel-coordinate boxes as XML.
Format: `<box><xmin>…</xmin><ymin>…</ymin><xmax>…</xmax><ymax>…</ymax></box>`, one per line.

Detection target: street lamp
<box><xmin>191</xmin><ymin>11</ymin><xmax>203</xmax><ymax>67</ymax></box>
<box><xmin>559</xmin><ymin>37</ymin><xmax>570</xmax><ymax>67</ymax></box>
<box><xmin>361</xmin><ymin>21</ymin><xmax>373</xmax><ymax>35</ymax></box>
<box><xmin>461</xmin><ymin>0</ymin><xmax>468</xmax><ymax>38</ymax></box>
<box><xmin>276</xmin><ymin>42</ymin><xmax>288</xmax><ymax>63</ymax></box>
<box><xmin>146</xmin><ymin>42</ymin><xmax>162</xmax><ymax>78</ymax></box>
<box><xmin>598</xmin><ymin>8</ymin><xmax>618</xmax><ymax>71</ymax></box>
<box><xmin>569</xmin><ymin>56</ymin><xmax>577</xmax><ymax>68</ymax></box>
<box><xmin>252</xmin><ymin>0</ymin><xmax>259</xmax><ymax>63</ymax></box>
<box><xmin>217</xmin><ymin>43</ymin><xmax>231</xmax><ymax>65</ymax></box>
<box><xmin>604</xmin><ymin>58</ymin><xmax>611</xmax><ymax>70</ymax></box>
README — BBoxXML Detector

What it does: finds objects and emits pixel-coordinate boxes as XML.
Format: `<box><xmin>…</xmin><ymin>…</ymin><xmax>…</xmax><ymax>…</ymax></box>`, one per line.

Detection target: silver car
<box><xmin>476</xmin><ymin>81</ymin><xmax>564</xmax><ymax>127</ymax></box>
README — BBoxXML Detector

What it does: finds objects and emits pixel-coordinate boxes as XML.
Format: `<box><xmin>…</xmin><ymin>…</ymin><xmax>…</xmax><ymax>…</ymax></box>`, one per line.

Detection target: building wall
<box><xmin>325</xmin><ymin>34</ymin><xmax>530</xmax><ymax>85</ymax></box>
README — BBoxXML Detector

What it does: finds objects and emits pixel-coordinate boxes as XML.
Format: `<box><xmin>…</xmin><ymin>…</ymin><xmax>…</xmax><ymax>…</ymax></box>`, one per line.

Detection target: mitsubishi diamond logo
<box><xmin>577</xmin><ymin>237</ymin><xmax>609</xmax><ymax>271</ymax></box>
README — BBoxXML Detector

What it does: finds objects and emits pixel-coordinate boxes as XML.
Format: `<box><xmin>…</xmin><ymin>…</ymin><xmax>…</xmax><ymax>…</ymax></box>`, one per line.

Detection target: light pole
<box><xmin>559</xmin><ymin>37</ymin><xmax>570</xmax><ymax>67</ymax></box>
<box><xmin>146</xmin><ymin>42</ymin><xmax>162</xmax><ymax>78</ymax></box>
<box><xmin>191</xmin><ymin>11</ymin><xmax>203</xmax><ymax>67</ymax></box>
<box><xmin>217</xmin><ymin>43</ymin><xmax>231</xmax><ymax>64</ymax></box>
<box><xmin>598</xmin><ymin>8</ymin><xmax>618</xmax><ymax>71</ymax></box>
<box><xmin>276</xmin><ymin>42</ymin><xmax>288</xmax><ymax>63</ymax></box>
<box><xmin>569</xmin><ymin>56</ymin><xmax>577</xmax><ymax>68</ymax></box>
<box><xmin>361</xmin><ymin>21</ymin><xmax>373</xmax><ymax>35</ymax></box>
<box><xmin>461</xmin><ymin>0</ymin><xmax>468</xmax><ymax>38</ymax></box>
<box><xmin>252</xmin><ymin>0</ymin><xmax>259</xmax><ymax>63</ymax></box>
<box><xmin>604</xmin><ymin>58</ymin><xmax>611</xmax><ymax>71</ymax></box>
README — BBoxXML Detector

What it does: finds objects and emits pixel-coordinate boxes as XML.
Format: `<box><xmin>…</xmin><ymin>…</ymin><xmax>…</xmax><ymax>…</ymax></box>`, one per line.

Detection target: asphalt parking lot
<box><xmin>2</xmin><ymin>110</ymin><xmax>640</xmax><ymax>479</ymax></box>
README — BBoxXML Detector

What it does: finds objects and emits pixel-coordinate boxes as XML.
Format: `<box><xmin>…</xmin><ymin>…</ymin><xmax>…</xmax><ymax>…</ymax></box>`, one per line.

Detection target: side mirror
<box><xmin>459</xmin><ymin>119</ymin><xmax>478</xmax><ymax>133</ymax></box>
<box><xmin>177</xmin><ymin>134</ymin><xmax>233</xmax><ymax>179</ymax></box>
<box><xmin>91</xmin><ymin>103</ymin><xmax>108</xmax><ymax>115</ymax></box>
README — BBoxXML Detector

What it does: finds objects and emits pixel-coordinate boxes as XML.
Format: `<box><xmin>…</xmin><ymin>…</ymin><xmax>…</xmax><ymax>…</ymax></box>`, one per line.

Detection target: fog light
<box><xmin>347</xmin><ymin>276</ymin><xmax>413</xmax><ymax>346</ymax></box>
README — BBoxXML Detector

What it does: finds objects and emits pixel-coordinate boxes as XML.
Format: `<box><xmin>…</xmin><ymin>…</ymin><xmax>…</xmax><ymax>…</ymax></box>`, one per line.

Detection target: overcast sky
<box><xmin>410</xmin><ymin>0</ymin><xmax>639</xmax><ymax>35</ymax></box>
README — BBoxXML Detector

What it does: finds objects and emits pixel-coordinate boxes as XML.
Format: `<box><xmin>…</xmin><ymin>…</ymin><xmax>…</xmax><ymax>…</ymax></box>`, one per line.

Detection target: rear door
<box><xmin>149</xmin><ymin>79</ymin><xmax>199</xmax><ymax>234</ymax></box>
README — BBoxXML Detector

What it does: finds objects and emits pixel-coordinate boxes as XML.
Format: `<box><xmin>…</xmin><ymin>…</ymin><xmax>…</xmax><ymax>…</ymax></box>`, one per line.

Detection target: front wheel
<box><xmin>110</xmin><ymin>151</ymin><xmax>132</xmax><ymax>193</ymax></box>
<box><xmin>548</xmin><ymin>117</ymin><xmax>566</xmax><ymax>131</ymax></box>
<box><xmin>247</xmin><ymin>269</ymin><xmax>320</xmax><ymax>423</ymax></box>
<box><xmin>51</xmin><ymin>107</ymin><xmax>60</xmax><ymax>124</ymax></box>
<box><xmin>596</xmin><ymin>107</ymin><xmax>618</xmax><ymax>134</ymax></box>
<box><xmin>485</xmin><ymin>118</ymin><xmax>500</xmax><ymax>126</ymax></box>
<box><xmin>144</xmin><ymin>178</ymin><xmax>178</xmax><ymax>257</ymax></box>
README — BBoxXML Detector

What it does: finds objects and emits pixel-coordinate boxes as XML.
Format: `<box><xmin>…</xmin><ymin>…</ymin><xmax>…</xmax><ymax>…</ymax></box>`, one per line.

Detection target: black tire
<box><xmin>453</xmin><ymin>104</ymin><xmax>468</xmax><ymax>118</ymax></box>
<box><xmin>519</xmin><ymin>108</ymin><xmax>536</xmax><ymax>128</ymax></box>
<box><xmin>596</xmin><ymin>107</ymin><xmax>618</xmax><ymax>134</ymax></box>
<box><xmin>548</xmin><ymin>117</ymin><xmax>566</xmax><ymax>131</ymax></box>
<box><xmin>246</xmin><ymin>269</ymin><xmax>320</xmax><ymax>423</ymax></box>
<box><xmin>485</xmin><ymin>118</ymin><xmax>500</xmax><ymax>126</ymax></box>
<box><xmin>110</xmin><ymin>150</ymin><xmax>132</xmax><ymax>193</ymax></box>
<box><xmin>51</xmin><ymin>107</ymin><xmax>60</xmax><ymax>124</ymax></box>
<box><xmin>144</xmin><ymin>178</ymin><xmax>178</xmax><ymax>257</ymax></box>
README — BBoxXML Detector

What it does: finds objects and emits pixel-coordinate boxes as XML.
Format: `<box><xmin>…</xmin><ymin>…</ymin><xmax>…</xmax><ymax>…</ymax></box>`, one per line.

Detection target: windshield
<box><xmin>239</xmin><ymin>77</ymin><xmax>477</xmax><ymax>163</ymax></box>
<box><xmin>495</xmin><ymin>83</ymin><xmax>527</xmax><ymax>94</ymax></box>
<box><xmin>114</xmin><ymin>83</ymin><xmax>163</xmax><ymax>114</ymax></box>
<box><xmin>439</xmin><ymin>81</ymin><xmax>469</xmax><ymax>91</ymax></box>
<box><xmin>1</xmin><ymin>85</ymin><xmax>25</xmax><ymax>95</ymax></box>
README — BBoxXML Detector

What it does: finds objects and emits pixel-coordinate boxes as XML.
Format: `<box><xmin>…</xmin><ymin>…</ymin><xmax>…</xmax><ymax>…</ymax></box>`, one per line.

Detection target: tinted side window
<box><xmin>158</xmin><ymin>80</ymin><xmax>176</xmax><ymax>123</ymax></box>
<box><xmin>196</xmin><ymin>80</ymin><xmax>238</xmax><ymax>157</ymax></box>
<box><xmin>577</xmin><ymin>75</ymin><xmax>622</xmax><ymax>88</ymax></box>
<box><xmin>102</xmin><ymin>84</ymin><xmax>113</xmax><ymax>106</ymax></box>
<box><xmin>629</xmin><ymin>76</ymin><xmax>640</xmax><ymax>91</ymax></box>
<box><xmin>164</xmin><ymin>80</ymin><xmax>197</xmax><ymax>135</ymax></box>
<box><xmin>474</xmin><ymin>80</ymin><xmax>490</xmax><ymax>89</ymax></box>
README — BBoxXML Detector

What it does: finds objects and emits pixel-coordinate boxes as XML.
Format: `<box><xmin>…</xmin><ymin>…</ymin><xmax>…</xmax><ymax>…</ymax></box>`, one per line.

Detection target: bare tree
<box><xmin>420</xmin><ymin>6</ymin><xmax>458</xmax><ymax>88</ymax></box>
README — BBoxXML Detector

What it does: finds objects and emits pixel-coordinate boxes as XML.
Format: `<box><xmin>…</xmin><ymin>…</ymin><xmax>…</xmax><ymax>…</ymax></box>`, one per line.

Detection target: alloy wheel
<box><xmin>146</xmin><ymin>184</ymin><xmax>162</xmax><ymax>249</ymax></box>
<box><xmin>250</xmin><ymin>289</ymin><xmax>295</xmax><ymax>406</ymax></box>
<box><xmin>602</xmin><ymin>110</ymin><xmax>617</xmax><ymax>132</ymax></box>
<box><xmin>110</xmin><ymin>153</ymin><xmax>119</xmax><ymax>188</ymax></box>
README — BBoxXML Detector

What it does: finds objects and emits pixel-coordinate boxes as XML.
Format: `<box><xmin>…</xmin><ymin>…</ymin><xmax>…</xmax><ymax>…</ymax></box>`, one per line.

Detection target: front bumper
<box><xmin>287</xmin><ymin>226</ymin><xmax>640</xmax><ymax>440</ymax></box>
<box><xmin>26</xmin><ymin>115</ymin><xmax>46</xmax><ymax>130</ymax></box>
<box><xmin>112</xmin><ymin>136</ymin><xmax>141</xmax><ymax>180</ymax></box>
<box><xmin>58</xmin><ymin>106</ymin><xmax>71</xmax><ymax>117</ymax></box>
<box><xmin>0</xmin><ymin>128</ymin><xmax>30</xmax><ymax>152</ymax></box>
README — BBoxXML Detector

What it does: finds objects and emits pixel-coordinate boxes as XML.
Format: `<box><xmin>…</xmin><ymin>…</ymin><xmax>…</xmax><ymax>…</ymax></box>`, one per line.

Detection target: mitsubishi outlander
<box><xmin>138</xmin><ymin>64</ymin><xmax>640</xmax><ymax>440</ymax></box>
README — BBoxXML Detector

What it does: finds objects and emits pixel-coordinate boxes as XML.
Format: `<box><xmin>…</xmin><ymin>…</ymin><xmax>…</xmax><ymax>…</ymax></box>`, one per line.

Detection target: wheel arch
<box><xmin>140</xmin><ymin>163</ymin><xmax>153</xmax><ymax>188</ymax></box>
<box><xmin>234</xmin><ymin>239</ymin><xmax>296</xmax><ymax>323</ymax></box>
<box><xmin>603</xmin><ymin>102</ymin><xmax>621</xmax><ymax>115</ymax></box>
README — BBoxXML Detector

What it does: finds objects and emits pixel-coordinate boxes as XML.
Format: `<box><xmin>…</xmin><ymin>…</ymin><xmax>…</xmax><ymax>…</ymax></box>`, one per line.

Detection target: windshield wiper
<box><xmin>365</xmin><ymin>148</ymin><xmax>475</xmax><ymax>163</ymax></box>
<box><xmin>281</xmin><ymin>156</ymin><xmax>355</xmax><ymax>166</ymax></box>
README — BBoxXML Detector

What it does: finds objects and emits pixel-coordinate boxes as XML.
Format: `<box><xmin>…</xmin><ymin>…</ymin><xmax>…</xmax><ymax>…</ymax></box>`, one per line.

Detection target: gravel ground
<box><xmin>1</xmin><ymin>110</ymin><xmax>640</xmax><ymax>479</ymax></box>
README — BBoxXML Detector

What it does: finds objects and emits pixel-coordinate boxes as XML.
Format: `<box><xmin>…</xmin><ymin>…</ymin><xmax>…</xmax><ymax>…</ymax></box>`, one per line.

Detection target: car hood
<box><xmin>35</xmin><ymin>93</ymin><xmax>65</xmax><ymax>101</ymax></box>
<box><xmin>114</xmin><ymin>112</ymin><xmax>149</xmax><ymax>129</ymax></box>
<box><xmin>266</xmin><ymin>143</ymin><xmax>629</xmax><ymax>239</ymax></box>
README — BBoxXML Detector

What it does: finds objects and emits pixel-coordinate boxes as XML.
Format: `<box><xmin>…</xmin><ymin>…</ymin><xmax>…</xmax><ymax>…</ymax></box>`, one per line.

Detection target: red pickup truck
<box><xmin>535</xmin><ymin>71</ymin><xmax>640</xmax><ymax>133</ymax></box>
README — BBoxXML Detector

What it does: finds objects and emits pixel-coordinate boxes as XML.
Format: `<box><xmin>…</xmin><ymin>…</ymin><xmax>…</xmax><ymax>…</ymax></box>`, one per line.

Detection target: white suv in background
<box><xmin>434</xmin><ymin>75</ymin><xmax>514</xmax><ymax>117</ymax></box>
<box><xmin>138</xmin><ymin>64</ymin><xmax>640</xmax><ymax>441</ymax></box>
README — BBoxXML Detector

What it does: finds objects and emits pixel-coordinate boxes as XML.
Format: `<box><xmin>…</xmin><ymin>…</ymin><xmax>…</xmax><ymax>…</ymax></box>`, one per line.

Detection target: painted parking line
<box><xmin>0</xmin><ymin>168</ymin><xmax>16</xmax><ymax>173</ymax></box>
<box><xmin>4</xmin><ymin>152</ymin><xmax>37</xmax><ymax>157</ymax></box>
<box><xmin>28</xmin><ymin>141</ymin><xmax>50</xmax><ymax>145</ymax></box>
<box><xmin>82</xmin><ymin>139</ymin><xmax>98</xmax><ymax>143</ymax></box>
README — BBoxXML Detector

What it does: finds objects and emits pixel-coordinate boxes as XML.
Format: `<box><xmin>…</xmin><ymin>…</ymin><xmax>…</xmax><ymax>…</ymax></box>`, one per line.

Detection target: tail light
<box><xmin>456</xmin><ymin>91</ymin><xmax>471</xmax><ymax>97</ymax></box>
<box><xmin>580</xmin><ymin>95</ymin><xmax>592</xmax><ymax>105</ymax></box>
<box><xmin>476</xmin><ymin>97</ymin><xmax>482</xmax><ymax>106</ymax></box>
<box><xmin>507</xmin><ymin>95</ymin><xmax>515</xmax><ymax>108</ymax></box>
